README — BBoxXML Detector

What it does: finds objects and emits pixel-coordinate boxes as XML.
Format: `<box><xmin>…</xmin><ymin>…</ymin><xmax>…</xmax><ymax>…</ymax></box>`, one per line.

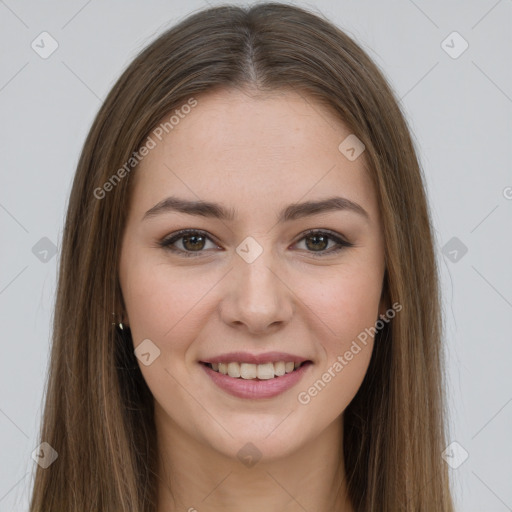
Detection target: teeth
<box><xmin>257</xmin><ymin>363</ymin><xmax>274</xmax><ymax>380</ymax></box>
<box><xmin>210</xmin><ymin>361</ymin><xmax>305</xmax><ymax>379</ymax></box>
<box><xmin>274</xmin><ymin>361</ymin><xmax>286</xmax><ymax>376</ymax></box>
<box><xmin>241</xmin><ymin>363</ymin><xmax>257</xmax><ymax>379</ymax></box>
<box><xmin>227</xmin><ymin>362</ymin><xmax>240</xmax><ymax>378</ymax></box>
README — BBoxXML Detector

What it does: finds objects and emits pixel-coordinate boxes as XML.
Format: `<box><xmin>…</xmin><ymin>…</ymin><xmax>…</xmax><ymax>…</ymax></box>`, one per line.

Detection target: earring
<box><xmin>113</xmin><ymin>316</ymin><xmax>138</xmax><ymax>370</ymax></box>
<box><xmin>115</xmin><ymin>321</ymin><xmax>131</xmax><ymax>341</ymax></box>
<box><xmin>112</xmin><ymin>312</ymin><xmax>129</xmax><ymax>333</ymax></box>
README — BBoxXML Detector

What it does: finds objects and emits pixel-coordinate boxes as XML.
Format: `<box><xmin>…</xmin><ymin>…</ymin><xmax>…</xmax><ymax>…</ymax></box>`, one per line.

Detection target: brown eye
<box><xmin>159</xmin><ymin>229</ymin><xmax>218</xmax><ymax>257</ymax></box>
<box><xmin>304</xmin><ymin>232</ymin><xmax>329</xmax><ymax>251</ymax></box>
<box><xmin>159</xmin><ymin>228</ymin><xmax>353</xmax><ymax>258</ymax></box>
<box><xmin>294</xmin><ymin>230</ymin><xmax>353</xmax><ymax>257</ymax></box>
<box><xmin>181</xmin><ymin>233</ymin><xmax>206</xmax><ymax>251</ymax></box>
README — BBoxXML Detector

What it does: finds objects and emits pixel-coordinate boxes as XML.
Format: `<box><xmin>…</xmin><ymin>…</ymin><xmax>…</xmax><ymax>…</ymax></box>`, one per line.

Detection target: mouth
<box><xmin>200</xmin><ymin>360</ymin><xmax>312</xmax><ymax>380</ymax></box>
<box><xmin>200</xmin><ymin>359</ymin><xmax>313</xmax><ymax>399</ymax></box>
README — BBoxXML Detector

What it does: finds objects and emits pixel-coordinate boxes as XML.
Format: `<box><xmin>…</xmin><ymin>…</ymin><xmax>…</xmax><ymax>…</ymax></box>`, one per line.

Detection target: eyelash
<box><xmin>158</xmin><ymin>228</ymin><xmax>354</xmax><ymax>258</ymax></box>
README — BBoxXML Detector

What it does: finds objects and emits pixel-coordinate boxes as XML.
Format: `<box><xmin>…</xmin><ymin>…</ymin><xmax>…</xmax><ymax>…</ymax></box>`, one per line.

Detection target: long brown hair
<box><xmin>29</xmin><ymin>3</ymin><xmax>454</xmax><ymax>510</ymax></box>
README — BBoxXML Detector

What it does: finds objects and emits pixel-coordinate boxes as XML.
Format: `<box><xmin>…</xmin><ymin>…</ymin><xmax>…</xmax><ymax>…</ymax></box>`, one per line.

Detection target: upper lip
<box><xmin>200</xmin><ymin>352</ymin><xmax>312</xmax><ymax>365</ymax></box>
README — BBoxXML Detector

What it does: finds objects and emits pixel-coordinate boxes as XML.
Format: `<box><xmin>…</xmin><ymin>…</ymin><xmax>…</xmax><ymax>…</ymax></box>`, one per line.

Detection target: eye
<box><xmin>158</xmin><ymin>228</ymin><xmax>353</xmax><ymax>258</ymax></box>
<box><xmin>293</xmin><ymin>229</ymin><xmax>354</xmax><ymax>257</ymax></box>
<box><xmin>159</xmin><ymin>229</ymin><xmax>219</xmax><ymax>257</ymax></box>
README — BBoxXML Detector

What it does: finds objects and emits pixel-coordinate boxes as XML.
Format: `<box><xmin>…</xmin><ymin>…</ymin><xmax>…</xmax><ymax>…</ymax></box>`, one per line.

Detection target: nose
<box><xmin>219</xmin><ymin>249</ymin><xmax>294</xmax><ymax>335</ymax></box>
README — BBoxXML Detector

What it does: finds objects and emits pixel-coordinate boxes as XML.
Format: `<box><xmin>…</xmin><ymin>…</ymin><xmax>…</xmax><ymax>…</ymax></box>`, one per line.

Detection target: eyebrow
<box><xmin>142</xmin><ymin>195</ymin><xmax>369</xmax><ymax>223</ymax></box>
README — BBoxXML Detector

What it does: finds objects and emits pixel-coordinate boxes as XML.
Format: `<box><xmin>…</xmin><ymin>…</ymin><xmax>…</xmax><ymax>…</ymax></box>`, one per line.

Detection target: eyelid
<box><xmin>158</xmin><ymin>228</ymin><xmax>353</xmax><ymax>258</ymax></box>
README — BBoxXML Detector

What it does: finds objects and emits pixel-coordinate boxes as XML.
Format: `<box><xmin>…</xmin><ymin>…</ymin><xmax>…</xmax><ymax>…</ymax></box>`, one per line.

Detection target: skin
<box><xmin>119</xmin><ymin>86</ymin><xmax>387</xmax><ymax>512</ymax></box>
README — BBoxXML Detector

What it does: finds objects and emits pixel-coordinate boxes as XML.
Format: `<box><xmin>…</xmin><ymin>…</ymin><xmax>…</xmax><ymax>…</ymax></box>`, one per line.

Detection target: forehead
<box><xmin>130</xmin><ymin>87</ymin><xmax>379</xmax><ymax>224</ymax></box>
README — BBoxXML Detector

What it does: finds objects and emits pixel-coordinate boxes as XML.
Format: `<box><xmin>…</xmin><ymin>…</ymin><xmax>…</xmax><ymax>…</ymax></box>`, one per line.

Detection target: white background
<box><xmin>0</xmin><ymin>1</ymin><xmax>511</xmax><ymax>510</ymax></box>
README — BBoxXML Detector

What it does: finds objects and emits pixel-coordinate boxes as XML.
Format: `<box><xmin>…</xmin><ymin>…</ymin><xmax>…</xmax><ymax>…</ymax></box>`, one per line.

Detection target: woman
<box><xmin>29</xmin><ymin>3</ymin><xmax>454</xmax><ymax>511</ymax></box>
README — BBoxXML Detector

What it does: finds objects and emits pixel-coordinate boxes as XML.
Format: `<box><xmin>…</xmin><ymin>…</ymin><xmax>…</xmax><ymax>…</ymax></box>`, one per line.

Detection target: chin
<box><xmin>201</xmin><ymin>416</ymin><xmax>310</xmax><ymax>463</ymax></box>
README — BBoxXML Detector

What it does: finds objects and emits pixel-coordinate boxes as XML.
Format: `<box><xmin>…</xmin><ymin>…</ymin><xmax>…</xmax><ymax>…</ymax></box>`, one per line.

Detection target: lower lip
<box><xmin>200</xmin><ymin>362</ymin><xmax>313</xmax><ymax>399</ymax></box>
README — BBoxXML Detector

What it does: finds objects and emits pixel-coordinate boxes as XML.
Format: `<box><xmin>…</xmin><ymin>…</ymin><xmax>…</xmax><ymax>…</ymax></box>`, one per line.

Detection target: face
<box><xmin>119</xmin><ymin>87</ymin><xmax>386</xmax><ymax>461</ymax></box>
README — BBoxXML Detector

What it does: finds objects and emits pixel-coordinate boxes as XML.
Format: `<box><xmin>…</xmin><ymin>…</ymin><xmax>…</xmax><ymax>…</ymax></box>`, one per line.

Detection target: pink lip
<box><xmin>200</xmin><ymin>351</ymin><xmax>311</xmax><ymax>365</ymax></box>
<box><xmin>200</xmin><ymin>361</ymin><xmax>313</xmax><ymax>399</ymax></box>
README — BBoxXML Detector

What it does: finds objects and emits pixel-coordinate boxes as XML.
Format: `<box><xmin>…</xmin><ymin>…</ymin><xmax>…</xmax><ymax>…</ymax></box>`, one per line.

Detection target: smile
<box><xmin>203</xmin><ymin>360</ymin><xmax>309</xmax><ymax>380</ymax></box>
<box><xmin>200</xmin><ymin>360</ymin><xmax>313</xmax><ymax>399</ymax></box>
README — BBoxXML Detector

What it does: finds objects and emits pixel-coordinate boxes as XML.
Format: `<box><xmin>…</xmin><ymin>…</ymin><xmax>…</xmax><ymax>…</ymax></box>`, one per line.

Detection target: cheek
<box><xmin>121</xmin><ymin>252</ymin><xmax>217</xmax><ymax>351</ymax></box>
<box><xmin>299</xmin><ymin>342</ymin><xmax>373</xmax><ymax>431</ymax></box>
<box><xmin>297</xmin><ymin>273</ymin><xmax>378</xmax><ymax>422</ymax></box>
<box><xmin>305</xmin><ymin>263</ymin><xmax>383</xmax><ymax>345</ymax></box>
<box><xmin>296</xmin><ymin>260</ymin><xmax>381</xmax><ymax>412</ymax></box>
<box><xmin>122</xmin><ymin>266</ymin><xmax>175</xmax><ymax>341</ymax></box>
<box><xmin>119</xmin><ymin>253</ymin><xmax>212</xmax><ymax>406</ymax></box>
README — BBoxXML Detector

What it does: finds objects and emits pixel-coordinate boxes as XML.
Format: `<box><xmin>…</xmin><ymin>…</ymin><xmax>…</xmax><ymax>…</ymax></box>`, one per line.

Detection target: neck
<box><xmin>155</xmin><ymin>408</ymin><xmax>354</xmax><ymax>512</ymax></box>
